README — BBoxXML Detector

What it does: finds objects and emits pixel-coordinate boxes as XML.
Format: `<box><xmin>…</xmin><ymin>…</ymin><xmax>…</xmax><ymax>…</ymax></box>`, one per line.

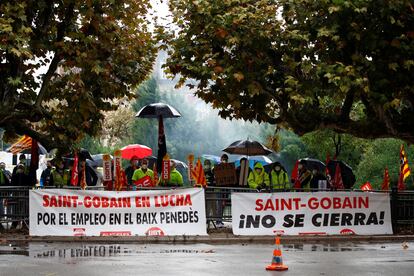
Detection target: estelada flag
<box><xmin>192</xmin><ymin>158</ymin><xmax>206</xmax><ymax>186</ymax></box>
<box><xmin>70</xmin><ymin>152</ymin><xmax>79</xmax><ymax>186</ymax></box>
<box><xmin>400</xmin><ymin>144</ymin><xmax>410</xmax><ymax>181</ymax></box>
<box><xmin>381</xmin><ymin>167</ymin><xmax>390</xmax><ymax>191</ymax></box>
<box><xmin>333</xmin><ymin>163</ymin><xmax>345</xmax><ymax>190</ymax></box>
<box><xmin>7</xmin><ymin>135</ymin><xmax>32</xmax><ymax>154</ymax></box>
<box><xmin>361</xmin><ymin>182</ymin><xmax>372</xmax><ymax>191</ymax></box>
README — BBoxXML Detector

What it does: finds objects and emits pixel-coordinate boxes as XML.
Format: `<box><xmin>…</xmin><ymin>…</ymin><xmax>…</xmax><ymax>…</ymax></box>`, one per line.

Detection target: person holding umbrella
<box><xmin>248</xmin><ymin>162</ymin><xmax>270</xmax><ymax>190</ymax></box>
<box><xmin>270</xmin><ymin>162</ymin><xmax>290</xmax><ymax>191</ymax></box>
<box><xmin>297</xmin><ymin>160</ymin><xmax>312</xmax><ymax>192</ymax></box>
<box><xmin>160</xmin><ymin>160</ymin><xmax>183</xmax><ymax>187</ymax></box>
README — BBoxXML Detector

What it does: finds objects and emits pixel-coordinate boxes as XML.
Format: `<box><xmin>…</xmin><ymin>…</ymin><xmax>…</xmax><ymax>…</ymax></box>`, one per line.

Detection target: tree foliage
<box><xmin>164</xmin><ymin>0</ymin><xmax>414</xmax><ymax>142</ymax></box>
<box><xmin>0</xmin><ymin>0</ymin><xmax>157</xmax><ymax>151</ymax></box>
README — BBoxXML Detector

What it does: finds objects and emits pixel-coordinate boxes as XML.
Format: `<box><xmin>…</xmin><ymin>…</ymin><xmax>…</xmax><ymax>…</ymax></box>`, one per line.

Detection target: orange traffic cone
<box><xmin>265</xmin><ymin>236</ymin><xmax>288</xmax><ymax>271</ymax></box>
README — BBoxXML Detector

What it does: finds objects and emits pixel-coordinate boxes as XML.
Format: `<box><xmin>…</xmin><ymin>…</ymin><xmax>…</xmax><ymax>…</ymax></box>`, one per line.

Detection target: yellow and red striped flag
<box><xmin>400</xmin><ymin>144</ymin><xmax>410</xmax><ymax>181</ymax></box>
<box><xmin>191</xmin><ymin>158</ymin><xmax>206</xmax><ymax>186</ymax></box>
<box><xmin>8</xmin><ymin>135</ymin><xmax>32</xmax><ymax>154</ymax></box>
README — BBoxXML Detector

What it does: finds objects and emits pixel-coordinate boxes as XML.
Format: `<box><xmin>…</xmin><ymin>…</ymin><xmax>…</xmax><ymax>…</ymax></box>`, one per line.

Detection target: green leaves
<box><xmin>0</xmin><ymin>0</ymin><xmax>158</xmax><ymax>150</ymax></box>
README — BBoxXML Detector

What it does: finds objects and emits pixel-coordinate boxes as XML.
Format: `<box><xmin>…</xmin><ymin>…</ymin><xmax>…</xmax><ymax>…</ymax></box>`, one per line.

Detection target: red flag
<box><xmin>134</xmin><ymin>175</ymin><xmax>155</xmax><ymax>187</ymax></box>
<box><xmin>381</xmin><ymin>167</ymin><xmax>390</xmax><ymax>191</ymax></box>
<box><xmin>361</xmin><ymin>182</ymin><xmax>373</xmax><ymax>191</ymax></box>
<box><xmin>333</xmin><ymin>163</ymin><xmax>344</xmax><ymax>190</ymax></box>
<box><xmin>71</xmin><ymin>152</ymin><xmax>79</xmax><ymax>186</ymax></box>
<box><xmin>291</xmin><ymin>160</ymin><xmax>301</xmax><ymax>189</ymax></box>
<box><xmin>398</xmin><ymin>170</ymin><xmax>405</xmax><ymax>191</ymax></box>
<box><xmin>291</xmin><ymin>160</ymin><xmax>299</xmax><ymax>181</ymax></box>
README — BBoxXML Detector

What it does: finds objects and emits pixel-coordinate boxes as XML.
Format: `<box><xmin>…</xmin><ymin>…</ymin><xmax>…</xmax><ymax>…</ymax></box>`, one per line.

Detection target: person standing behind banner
<box><xmin>125</xmin><ymin>156</ymin><xmax>139</xmax><ymax>189</ymax></box>
<box><xmin>162</xmin><ymin>160</ymin><xmax>183</xmax><ymax>187</ymax></box>
<box><xmin>270</xmin><ymin>162</ymin><xmax>290</xmax><ymax>191</ymax></box>
<box><xmin>132</xmin><ymin>158</ymin><xmax>154</xmax><ymax>188</ymax></box>
<box><xmin>204</xmin><ymin>159</ymin><xmax>215</xmax><ymax>186</ymax></box>
<box><xmin>40</xmin><ymin>161</ymin><xmax>53</xmax><ymax>187</ymax></box>
<box><xmin>310</xmin><ymin>168</ymin><xmax>327</xmax><ymax>191</ymax></box>
<box><xmin>248</xmin><ymin>162</ymin><xmax>270</xmax><ymax>190</ymax></box>
<box><xmin>78</xmin><ymin>160</ymin><xmax>98</xmax><ymax>187</ymax></box>
<box><xmin>50</xmin><ymin>160</ymin><xmax>70</xmax><ymax>188</ymax></box>
<box><xmin>11</xmin><ymin>155</ymin><xmax>30</xmax><ymax>186</ymax></box>
<box><xmin>0</xmin><ymin>162</ymin><xmax>11</xmax><ymax>186</ymax></box>
<box><xmin>297</xmin><ymin>160</ymin><xmax>312</xmax><ymax>192</ymax></box>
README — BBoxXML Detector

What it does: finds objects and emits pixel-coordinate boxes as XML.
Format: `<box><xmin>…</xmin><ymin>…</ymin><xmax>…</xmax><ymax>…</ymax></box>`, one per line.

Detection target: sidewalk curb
<box><xmin>2</xmin><ymin>234</ymin><xmax>414</xmax><ymax>245</ymax></box>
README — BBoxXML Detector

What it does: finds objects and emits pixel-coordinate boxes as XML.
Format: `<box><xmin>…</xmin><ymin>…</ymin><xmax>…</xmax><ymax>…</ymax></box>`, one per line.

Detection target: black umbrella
<box><xmin>88</xmin><ymin>154</ymin><xmax>113</xmax><ymax>167</ymax></box>
<box><xmin>135</xmin><ymin>103</ymin><xmax>182</xmax><ymax>119</ymax></box>
<box><xmin>223</xmin><ymin>140</ymin><xmax>273</xmax><ymax>156</ymax></box>
<box><xmin>64</xmin><ymin>148</ymin><xmax>94</xmax><ymax>161</ymax></box>
<box><xmin>144</xmin><ymin>156</ymin><xmax>188</xmax><ymax>170</ymax></box>
<box><xmin>135</xmin><ymin>102</ymin><xmax>182</xmax><ymax>171</ymax></box>
<box><xmin>299</xmin><ymin>158</ymin><xmax>326</xmax><ymax>172</ymax></box>
<box><xmin>327</xmin><ymin>160</ymin><xmax>356</xmax><ymax>189</ymax></box>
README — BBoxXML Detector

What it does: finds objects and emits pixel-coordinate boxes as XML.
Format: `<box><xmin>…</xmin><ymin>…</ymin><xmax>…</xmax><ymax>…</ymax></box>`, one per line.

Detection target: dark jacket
<box><xmin>80</xmin><ymin>164</ymin><xmax>98</xmax><ymax>186</ymax></box>
<box><xmin>125</xmin><ymin>165</ymin><xmax>138</xmax><ymax>186</ymax></box>
<box><xmin>11</xmin><ymin>164</ymin><xmax>30</xmax><ymax>186</ymax></box>
<box><xmin>0</xmin><ymin>170</ymin><xmax>10</xmax><ymax>185</ymax></box>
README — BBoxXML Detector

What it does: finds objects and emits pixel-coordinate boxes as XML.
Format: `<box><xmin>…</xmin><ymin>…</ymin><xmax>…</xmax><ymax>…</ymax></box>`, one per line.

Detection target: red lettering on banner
<box><xmin>307</xmin><ymin>196</ymin><xmax>370</xmax><ymax>209</ymax></box>
<box><xmin>255</xmin><ymin>198</ymin><xmax>303</xmax><ymax>211</ymax></box>
<box><xmin>83</xmin><ymin>196</ymin><xmax>131</xmax><ymax>208</ymax></box>
<box><xmin>135</xmin><ymin>196</ymin><xmax>151</xmax><ymax>207</ymax></box>
<box><xmin>255</xmin><ymin>199</ymin><xmax>263</xmax><ymax>211</ymax></box>
<box><xmin>42</xmin><ymin>195</ymin><xmax>79</xmax><ymax>208</ymax></box>
<box><xmin>154</xmin><ymin>194</ymin><xmax>192</xmax><ymax>207</ymax></box>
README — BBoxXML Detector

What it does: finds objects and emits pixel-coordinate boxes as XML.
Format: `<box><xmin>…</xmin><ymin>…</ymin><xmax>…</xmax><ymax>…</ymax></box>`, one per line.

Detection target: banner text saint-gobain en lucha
<box><xmin>30</xmin><ymin>188</ymin><xmax>207</xmax><ymax>236</ymax></box>
<box><xmin>232</xmin><ymin>192</ymin><xmax>392</xmax><ymax>235</ymax></box>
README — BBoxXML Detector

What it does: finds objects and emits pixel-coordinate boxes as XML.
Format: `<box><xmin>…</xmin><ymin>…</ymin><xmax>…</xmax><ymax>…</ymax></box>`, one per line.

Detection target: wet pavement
<box><xmin>0</xmin><ymin>242</ymin><xmax>413</xmax><ymax>275</ymax></box>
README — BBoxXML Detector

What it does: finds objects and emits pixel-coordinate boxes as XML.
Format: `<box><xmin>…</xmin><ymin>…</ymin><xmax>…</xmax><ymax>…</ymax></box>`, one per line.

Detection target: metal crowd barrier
<box><xmin>1</xmin><ymin>186</ymin><xmax>414</xmax><ymax>234</ymax></box>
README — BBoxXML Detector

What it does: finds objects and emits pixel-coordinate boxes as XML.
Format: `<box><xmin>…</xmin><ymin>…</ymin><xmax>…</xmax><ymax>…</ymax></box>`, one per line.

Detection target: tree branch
<box><xmin>35</xmin><ymin>2</ymin><xmax>75</xmax><ymax>107</ymax></box>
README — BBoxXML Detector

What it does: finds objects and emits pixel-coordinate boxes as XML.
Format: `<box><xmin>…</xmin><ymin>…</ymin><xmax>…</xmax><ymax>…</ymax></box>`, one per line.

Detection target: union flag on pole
<box><xmin>400</xmin><ymin>144</ymin><xmax>410</xmax><ymax>181</ymax></box>
<box><xmin>361</xmin><ymin>182</ymin><xmax>373</xmax><ymax>191</ymax></box>
<box><xmin>333</xmin><ymin>163</ymin><xmax>345</xmax><ymax>190</ymax></box>
<box><xmin>381</xmin><ymin>167</ymin><xmax>390</xmax><ymax>191</ymax></box>
<box><xmin>70</xmin><ymin>152</ymin><xmax>79</xmax><ymax>186</ymax></box>
<box><xmin>291</xmin><ymin>160</ymin><xmax>300</xmax><ymax>189</ymax></box>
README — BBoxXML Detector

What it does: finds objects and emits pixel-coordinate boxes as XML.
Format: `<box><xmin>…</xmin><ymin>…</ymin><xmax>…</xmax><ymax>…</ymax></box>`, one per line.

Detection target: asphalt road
<box><xmin>0</xmin><ymin>242</ymin><xmax>413</xmax><ymax>276</ymax></box>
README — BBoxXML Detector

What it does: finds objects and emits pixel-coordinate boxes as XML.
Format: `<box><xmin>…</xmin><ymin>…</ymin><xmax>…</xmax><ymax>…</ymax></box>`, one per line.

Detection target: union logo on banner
<box><xmin>102</xmin><ymin>154</ymin><xmax>112</xmax><ymax>182</ymax></box>
<box><xmin>135</xmin><ymin>175</ymin><xmax>154</xmax><ymax>187</ymax></box>
<box><xmin>162</xmin><ymin>154</ymin><xmax>171</xmax><ymax>181</ymax></box>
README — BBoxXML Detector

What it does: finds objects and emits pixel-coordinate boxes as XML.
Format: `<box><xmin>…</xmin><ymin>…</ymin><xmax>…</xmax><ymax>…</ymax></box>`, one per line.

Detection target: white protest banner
<box><xmin>30</xmin><ymin>188</ymin><xmax>207</xmax><ymax>236</ymax></box>
<box><xmin>232</xmin><ymin>192</ymin><xmax>392</xmax><ymax>235</ymax></box>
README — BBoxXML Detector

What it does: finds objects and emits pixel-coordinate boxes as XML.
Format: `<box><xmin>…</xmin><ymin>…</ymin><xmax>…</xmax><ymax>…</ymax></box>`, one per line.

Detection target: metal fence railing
<box><xmin>1</xmin><ymin>186</ymin><xmax>414</xmax><ymax>234</ymax></box>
